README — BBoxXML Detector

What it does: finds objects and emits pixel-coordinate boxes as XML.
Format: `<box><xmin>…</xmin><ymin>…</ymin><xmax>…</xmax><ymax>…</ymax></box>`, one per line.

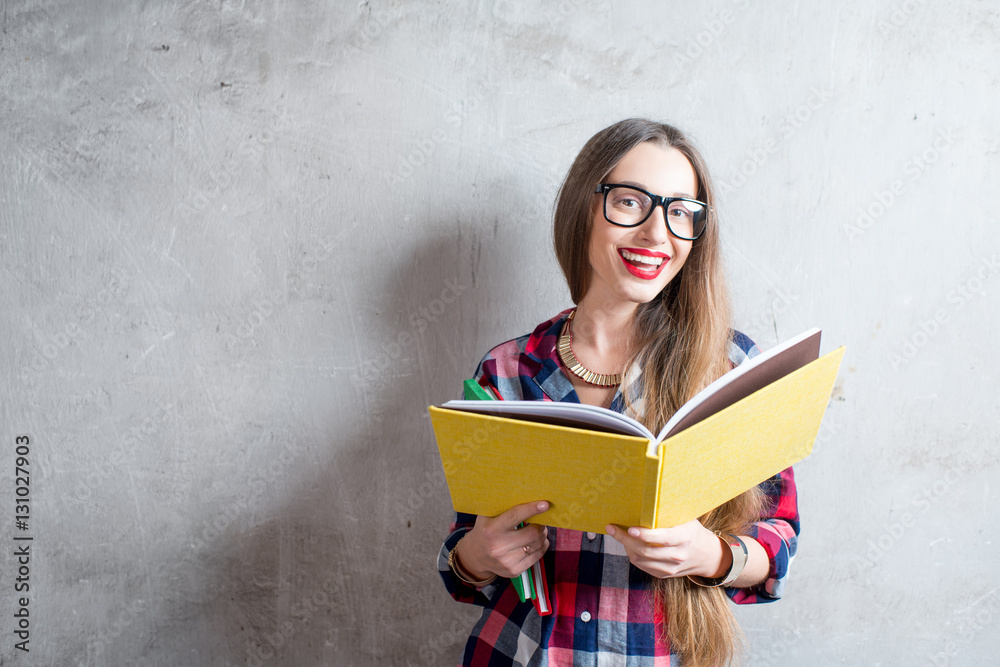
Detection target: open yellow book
<box><xmin>429</xmin><ymin>329</ymin><xmax>845</xmax><ymax>535</ymax></box>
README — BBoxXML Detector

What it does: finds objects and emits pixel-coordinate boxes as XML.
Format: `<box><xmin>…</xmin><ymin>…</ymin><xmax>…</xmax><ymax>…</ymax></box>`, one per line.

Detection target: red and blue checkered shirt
<box><xmin>438</xmin><ymin>309</ymin><xmax>800</xmax><ymax>666</ymax></box>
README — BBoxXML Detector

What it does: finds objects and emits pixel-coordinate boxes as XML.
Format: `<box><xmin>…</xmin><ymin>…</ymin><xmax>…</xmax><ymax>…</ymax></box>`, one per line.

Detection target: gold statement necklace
<box><xmin>557</xmin><ymin>310</ymin><xmax>623</xmax><ymax>387</ymax></box>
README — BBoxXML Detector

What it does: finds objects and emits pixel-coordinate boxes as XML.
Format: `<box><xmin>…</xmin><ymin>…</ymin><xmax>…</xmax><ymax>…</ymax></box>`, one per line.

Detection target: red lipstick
<box><xmin>618</xmin><ymin>248</ymin><xmax>670</xmax><ymax>280</ymax></box>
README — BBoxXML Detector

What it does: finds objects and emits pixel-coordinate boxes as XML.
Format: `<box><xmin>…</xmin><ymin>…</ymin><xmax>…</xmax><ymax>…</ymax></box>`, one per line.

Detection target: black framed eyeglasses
<box><xmin>594</xmin><ymin>183</ymin><xmax>710</xmax><ymax>240</ymax></box>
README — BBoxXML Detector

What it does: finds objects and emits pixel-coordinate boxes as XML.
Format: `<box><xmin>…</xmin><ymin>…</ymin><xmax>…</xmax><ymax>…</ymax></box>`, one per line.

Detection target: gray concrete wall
<box><xmin>1</xmin><ymin>1</ymin><xmax>997</xmax><ymax>665</ymax></box>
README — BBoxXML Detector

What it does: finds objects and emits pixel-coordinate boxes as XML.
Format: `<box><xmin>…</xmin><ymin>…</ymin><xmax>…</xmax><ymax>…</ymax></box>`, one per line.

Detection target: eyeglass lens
<box><xmin>604</xmin><ymin>186</ymin><xmax>706</xmax><ymax>239</ymax></box>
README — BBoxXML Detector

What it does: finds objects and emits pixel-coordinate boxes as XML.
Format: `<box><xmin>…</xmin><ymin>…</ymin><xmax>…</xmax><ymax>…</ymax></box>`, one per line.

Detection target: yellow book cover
<box><xmin>429</xmin><ymin>331</ymin><xmax>844</xmax><ymax>535</ymax></box>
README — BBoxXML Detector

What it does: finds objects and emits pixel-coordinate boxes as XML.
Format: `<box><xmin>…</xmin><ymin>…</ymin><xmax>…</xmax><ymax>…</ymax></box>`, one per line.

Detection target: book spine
<box><xmin>639</xmin><ymin>452</ymin><xmax>663</xmax><ymax>528</ymax></box>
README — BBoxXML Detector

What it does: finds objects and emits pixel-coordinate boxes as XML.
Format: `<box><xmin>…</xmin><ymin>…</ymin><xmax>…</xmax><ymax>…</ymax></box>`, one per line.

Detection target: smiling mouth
<box><xmin>620</xmin><ymin>249</ymin><xmax>665</xmax><ymax>267</ymax></box>
<box><xmin>618</xmin><ymin>248</ymin><xmax>670</xmax><ymax>279</ymax></box>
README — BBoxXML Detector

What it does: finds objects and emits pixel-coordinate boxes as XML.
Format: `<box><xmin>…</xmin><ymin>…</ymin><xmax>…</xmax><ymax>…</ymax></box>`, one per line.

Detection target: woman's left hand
<box><xmin>605</xmin><ymin>520</ymin><xmax>728</xmax><ymax>580</ymax></box>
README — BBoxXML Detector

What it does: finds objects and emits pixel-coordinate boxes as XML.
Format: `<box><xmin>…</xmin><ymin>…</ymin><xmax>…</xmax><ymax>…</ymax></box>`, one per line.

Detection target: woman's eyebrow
<box><xmin>615</xmin><ymin>179</ymin><xmax>697</xmax><ymax>199</ymax></box>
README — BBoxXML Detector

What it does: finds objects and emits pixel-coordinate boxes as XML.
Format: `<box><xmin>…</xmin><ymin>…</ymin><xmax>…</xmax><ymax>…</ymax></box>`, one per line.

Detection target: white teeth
<box><xmin>620</xmin><ymin>249</ymin><xmax>664</xmax><ymax>266</ymax></box>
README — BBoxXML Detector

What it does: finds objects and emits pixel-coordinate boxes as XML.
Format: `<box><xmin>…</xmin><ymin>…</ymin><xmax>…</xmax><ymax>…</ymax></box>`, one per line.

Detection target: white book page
<box><xmin>653</xmin><ymin>327</ymin><xmax>821</xmax><ymax>444</ymax></box>
<box><xmin>442</xmin><ymin>327</ymin><xmax>819</xmax><ymax>459</ymax></box>
<box><xmin>440</xmin><ymin>399</ymin><xmax>656</xmax><ymax>441</ymax></box>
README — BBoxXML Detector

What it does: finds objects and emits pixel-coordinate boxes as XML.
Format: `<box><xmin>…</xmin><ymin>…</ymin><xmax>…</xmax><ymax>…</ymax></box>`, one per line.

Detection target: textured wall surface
<box><xmin>1</xmin><ymin>1</ymin><xmax>998</xmax><ymax>665</ymax></box>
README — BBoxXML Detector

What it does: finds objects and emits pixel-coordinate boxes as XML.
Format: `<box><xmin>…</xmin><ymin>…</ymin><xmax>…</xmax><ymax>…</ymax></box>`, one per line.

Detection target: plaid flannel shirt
<box><xmin>437</xmin><ymin>309</ymin><xmax>800</xmax><ymax>666</ymax></box>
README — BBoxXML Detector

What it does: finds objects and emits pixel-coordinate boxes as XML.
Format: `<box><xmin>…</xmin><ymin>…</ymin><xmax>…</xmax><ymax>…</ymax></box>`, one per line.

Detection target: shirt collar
<box><xmin>525</xmin><ymin>308</ymin><xmax>629</xmax><ymax>412</ymax></box>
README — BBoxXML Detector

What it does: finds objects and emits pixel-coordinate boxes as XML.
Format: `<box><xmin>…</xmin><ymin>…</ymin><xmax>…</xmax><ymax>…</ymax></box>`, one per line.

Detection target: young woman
<box><xmin>437</xmin><ymin>119</ymin><xmax>799</xmax><ymax>666</ymax></box>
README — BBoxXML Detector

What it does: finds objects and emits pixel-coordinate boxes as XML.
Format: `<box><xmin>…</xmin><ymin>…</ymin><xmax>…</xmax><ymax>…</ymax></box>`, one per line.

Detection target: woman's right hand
<box><xmin>454</xmin><ymin>501</ymin><xmax>550</xmax><ymax>580</ymax></box>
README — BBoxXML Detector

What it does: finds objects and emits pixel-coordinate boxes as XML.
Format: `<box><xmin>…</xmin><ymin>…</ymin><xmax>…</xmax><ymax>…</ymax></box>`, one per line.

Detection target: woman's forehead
<box><xmin>606</xmin><ymin>142</ymin><xmax>698</xmax><ymax>198</ymax></box>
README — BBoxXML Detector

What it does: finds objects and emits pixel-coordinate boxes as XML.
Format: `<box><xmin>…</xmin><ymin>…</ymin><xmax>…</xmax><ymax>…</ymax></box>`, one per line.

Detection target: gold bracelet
<box><xmin>687</xmin><ymin>532</ymin><xmax>749</xmax><ymax>588</ymax></box>
<box><xmin>448</xmin><ymin>537</ymin><xmax>497</xmax><ymax>587</ymax></box>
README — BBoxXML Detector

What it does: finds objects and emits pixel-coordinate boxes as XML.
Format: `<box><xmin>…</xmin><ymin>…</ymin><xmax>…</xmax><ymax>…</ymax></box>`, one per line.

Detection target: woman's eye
<box><xmin>613</xmin><ymin>193</ymin><xmax>648</xmax><ymax>209</ymax></box>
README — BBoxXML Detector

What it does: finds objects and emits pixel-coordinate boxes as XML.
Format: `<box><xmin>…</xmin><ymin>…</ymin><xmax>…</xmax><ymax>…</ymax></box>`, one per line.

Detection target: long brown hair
<box><xmin>554</xmin><ymin>118</ymin><xmax>766</xmax><ymax>666</ymax></box>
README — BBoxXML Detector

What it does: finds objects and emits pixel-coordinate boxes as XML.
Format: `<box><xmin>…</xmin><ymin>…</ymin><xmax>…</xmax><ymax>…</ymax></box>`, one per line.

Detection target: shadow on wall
<box><xmin>205</xmin><ymin>203</ymin><xmax>531</xmax><ymax>665</ymax></box>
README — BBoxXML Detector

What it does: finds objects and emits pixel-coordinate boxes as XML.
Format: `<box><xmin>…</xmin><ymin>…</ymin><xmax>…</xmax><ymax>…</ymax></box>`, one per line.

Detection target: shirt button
<box><xmin>587</xmin><ymin>532</ymin><xmax>596</xmax><ymax>540</ymax></box>
<box><xmin>581</xmin><ymin>611</ymin><xmax>592</xmax><ymax>622</ymax></box>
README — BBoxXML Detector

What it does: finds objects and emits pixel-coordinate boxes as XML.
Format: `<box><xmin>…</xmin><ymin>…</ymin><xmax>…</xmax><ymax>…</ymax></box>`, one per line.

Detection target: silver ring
<box><xmin>522</xmin><ymin>545</ymin><xmax>530</xmax><ymax>555</ymax></box>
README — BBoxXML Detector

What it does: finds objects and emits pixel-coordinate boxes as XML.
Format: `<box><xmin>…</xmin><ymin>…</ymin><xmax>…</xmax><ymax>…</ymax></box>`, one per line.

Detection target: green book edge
<box><xmin>462</xmin><ymin>378</ymin><xmax>533</xmax><ymax>601</ymax></box>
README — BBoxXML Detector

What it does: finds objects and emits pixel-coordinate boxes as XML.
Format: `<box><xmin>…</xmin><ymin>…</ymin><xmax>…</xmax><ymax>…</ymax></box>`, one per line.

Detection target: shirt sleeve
<box><xmin>727</xmin><ymin>466</ymin><xmax>800</xmax><ymax>604</ymax></box>
<box><xmin>437</xmin><ymin>511</ymin><xmax>501</xmax><ymax>606</ymax></box>
<box><xmin>724</xmin><ymin>329</ymin><xmax>799</xmax><ymax>603</ymax></box>
<box><xmin>436</xmin><ymin>354</ymin><xmax>505</xmax><ymax>606</ymax></box>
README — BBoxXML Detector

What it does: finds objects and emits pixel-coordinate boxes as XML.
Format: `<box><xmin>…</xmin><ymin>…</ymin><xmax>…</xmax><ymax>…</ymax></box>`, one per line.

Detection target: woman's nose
<box><xmin>639</xmin><ymin>205</ymin><xmax>671</xmax><ymax>245</ymax></box>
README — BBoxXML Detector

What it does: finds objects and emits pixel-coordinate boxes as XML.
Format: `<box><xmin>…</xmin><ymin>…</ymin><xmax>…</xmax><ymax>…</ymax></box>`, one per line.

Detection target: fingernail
<box><xmin>605</xmin><ymin>525</ymin><xmax>615</xmax><ymax>535</ymax></box>
<box><xmin>628</xmin><ymin>527</ymin><xmax>640</xmax><ymax>538</ymax></box>
<box><xmin>538</xmin><ymin>502</ymin><xmax>549</xmax><ymax>511</ymax></box>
